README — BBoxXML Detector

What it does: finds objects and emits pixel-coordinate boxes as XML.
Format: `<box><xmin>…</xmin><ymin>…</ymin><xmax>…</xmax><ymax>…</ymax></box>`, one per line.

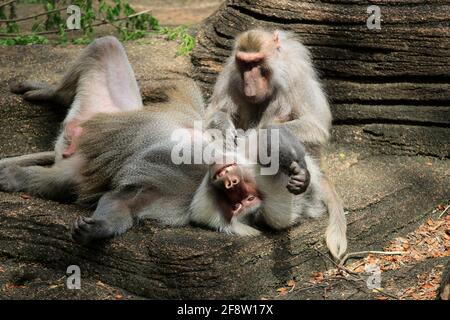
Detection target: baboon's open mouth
<box><xmin>214</xmin><ymin>164</ymin><xmax>261</xmax><ymax>220</ymax></box>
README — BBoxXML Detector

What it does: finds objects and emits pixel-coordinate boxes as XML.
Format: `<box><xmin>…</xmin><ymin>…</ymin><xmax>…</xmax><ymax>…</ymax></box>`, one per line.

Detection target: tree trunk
<box><xmin>192</xmin><ymin>0</ymin><xmax>450</xmax><ymax>157</ymax></box>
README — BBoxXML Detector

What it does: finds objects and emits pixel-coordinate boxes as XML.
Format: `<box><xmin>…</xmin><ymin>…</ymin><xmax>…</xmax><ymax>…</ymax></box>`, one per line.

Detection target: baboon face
<box><xmin>211</xmin><ymin>163</ymin><xmax>262</xmax><ymax>222</ymax></box>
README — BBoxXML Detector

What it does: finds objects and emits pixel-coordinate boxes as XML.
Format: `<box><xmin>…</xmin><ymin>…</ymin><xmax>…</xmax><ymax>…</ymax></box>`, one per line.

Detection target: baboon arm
<box><xmin>205</xmin><ymin>110</ymin><xmax>239</xmax><ymax>151</ymax></box>
<box><xmin>72</xmin><ymin>188</ymin><xmax>158</xmax><ymax>244</ymax></box>
<box><xmin>280</xmin><ymin>117</ymin><xmax>330</xmax><ymax>147</ymax></box>
<box><xmin>206</xmin><ymin>110</ymin><xmax>236</xmax><ymax>132</ymax></box>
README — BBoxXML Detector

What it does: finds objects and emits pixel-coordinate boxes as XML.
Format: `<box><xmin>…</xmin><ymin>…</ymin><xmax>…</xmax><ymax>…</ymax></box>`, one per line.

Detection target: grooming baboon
<box><xmin>206</xmin><ymin>29</ymin><xmax>347</xmax><ymax>258</ymax></box>
<box><xmin>0</xmin><ymin>36</ymin><xmax>324</xmax><ymax>244</ymax></box>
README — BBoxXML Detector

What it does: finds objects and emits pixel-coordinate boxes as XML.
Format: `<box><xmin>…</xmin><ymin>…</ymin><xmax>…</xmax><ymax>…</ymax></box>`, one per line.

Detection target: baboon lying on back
<box><xmin>0</xmin><ymin>36</ymin><xmax>326</xmax><ymax>253</ymax></box>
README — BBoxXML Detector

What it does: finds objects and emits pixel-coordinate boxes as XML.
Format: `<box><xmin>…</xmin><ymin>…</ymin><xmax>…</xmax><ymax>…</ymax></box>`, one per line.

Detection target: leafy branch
<box><xmin>0</xmin><ymin>0</ymin><xmax>195</xmax><ymax>55</ymax></box>
<box><xmin>159</xmin><ymin>26</ymin><xmax>195</xmax><ymax>56</ymax></box>
<box><xmin>0</xmin><ymin>6</ymin><xmax>67</xmax><ymax>23</ymax></box>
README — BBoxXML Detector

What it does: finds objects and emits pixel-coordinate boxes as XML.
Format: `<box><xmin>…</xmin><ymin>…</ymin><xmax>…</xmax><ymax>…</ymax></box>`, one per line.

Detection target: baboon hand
<box><xmin>286</xmin><ymin>161</ymin><xmax>310</xmax><ymax>195</ymax></box>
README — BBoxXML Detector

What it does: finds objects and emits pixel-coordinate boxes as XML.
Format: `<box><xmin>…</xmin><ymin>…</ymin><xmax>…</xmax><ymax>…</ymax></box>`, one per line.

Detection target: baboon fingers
<box><xmin>23</xmin><ymin>89</ymin><xmax>54</xmax><ymax>102</ymax></box>
<box><xmin>286</xmin><ymin>165</ymin><xmax>310</xmax><ymax>195</ymax></box>
<box><xmin>72</xmin><ymin>216</ymin><xmax>108</xmax><ymax>244</ymax></box>
<box><xmin>10</xmin><ymin>81</ymin><xmax>49</xmax><ymax>94</ymax></box>
<box><xmin>289</xmin><ymin>161</ymin><xmax>301</xmax><ymax>174</ymax></box>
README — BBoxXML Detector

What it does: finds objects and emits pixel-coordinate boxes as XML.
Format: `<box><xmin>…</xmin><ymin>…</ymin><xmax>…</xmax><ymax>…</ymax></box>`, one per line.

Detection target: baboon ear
<box><xmin>273</xmin><ymin>31</ymin><xmax>280</xmax><ymax>49</ymax></box>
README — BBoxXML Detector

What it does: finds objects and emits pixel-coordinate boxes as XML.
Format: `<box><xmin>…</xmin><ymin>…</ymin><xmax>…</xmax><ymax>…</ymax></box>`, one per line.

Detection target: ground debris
<box><xmin>276</xmin><ymin>204</ymin><xmax>449</xmax><ymax>300</ymax></box>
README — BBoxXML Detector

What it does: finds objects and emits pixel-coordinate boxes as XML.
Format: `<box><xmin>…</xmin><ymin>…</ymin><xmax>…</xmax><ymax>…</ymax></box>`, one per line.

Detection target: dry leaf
<box><xmin>96</xmin><ymin>281</ymin><xmax>108</xmax><ymax>289</ymax></box>
<box><xmin>421</xmin><ymin>283</ymin><xmax>434</xmax><ymax>290</ymax></box>
<box><xmin>276</xmin><ymin>287</ymin><xmax>288</xmax><ymax>295</ymax></box>
<box><xmin>4</xmin><ymin>283</ymin><xmax>26</xmax><ymax>290</ymax></box>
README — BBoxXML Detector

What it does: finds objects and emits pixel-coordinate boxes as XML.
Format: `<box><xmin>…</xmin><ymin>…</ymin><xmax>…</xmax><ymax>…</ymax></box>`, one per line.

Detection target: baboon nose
<box><xmin>225</xmin><ymin>177</ymin><xmax>240</xmax><ymax>189</ymax></box>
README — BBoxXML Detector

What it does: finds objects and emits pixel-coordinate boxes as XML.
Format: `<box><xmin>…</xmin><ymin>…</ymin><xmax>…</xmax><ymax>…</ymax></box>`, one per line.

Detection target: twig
<box><xmin>340</xmin><ymin>250</ymin><xmax>405</xmax><ymax>266</ymax></box>
<box><xmin>93</xmin><ymin>9</ymin><xmax>151</xmax><ymax>26</ymax></box>
<box><xmin>313</xmin><ymin>248</ymin><xmax>400</xmax><ymax>300</ymax></box>
<box><xmin>371</xmin><ymin>286</ymin><xmax>400</xmax><ymax>300</ymax></box>
<box><xmin>90</xmin><ymin>9</ymin><xmax>151</xmax><ymax>32</ymax></box>
<box><xmin>0</xmin><ymin>28</ymin><xmax>75</xmax><ymax>37</ymax></box>
<box><xmin>127</xmin><ymin>9</ymin><xmax>151</xmax><ymax>18</ymax></box>
<box><xmin>0</xmin><ymin>9</ymin><xmax>151</xmax><ymax>37</ymax></box>
<box><xmin>292</xmin><ymin>283</ymin><xmax>327</xmax><ymax>294</ymax></box>
<box><xmin>438</xmin><ymin>204</ymin><xmax>450</xmax><ymax>219</ymax></box>
<box><xmin>0</xmin><ymin>0</ymin><xmax>16</xmax><ymax>10</ymax></box>
<box><xmin>98</xmin><ymin>11</ymin><xmax>122</xmax><ymax>32</ymax></box>
<box><xmin>288</xmin><ymin>282</ymin><xmax>296</xmax><ymax>293</ymax></box>
<box><xmin>0</xmin><ymin>7</ymin><xmax>68</xmax><ymax>23</ymax></box>
<box><xmin>313</xmin><ymin>248</ymin><xmax>361</xmax><ymax>277</ymax></box>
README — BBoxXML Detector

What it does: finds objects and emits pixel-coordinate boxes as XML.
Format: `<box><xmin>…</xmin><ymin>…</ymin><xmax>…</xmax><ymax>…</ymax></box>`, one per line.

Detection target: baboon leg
<box><xmin>72</xmin><ymin>36</ymin><xmax>144</xmax><ymax>114</ymax></box>
<box><xmin>0</xmin><ymin>157</ymin><xmax>81</xmax><ymax>201</ymax></box>
<box><xmin>0</xmin><ymin>151</ymin><xmax>56</xmax><ymax>168</ymax></box>
<box><xmin>10</xmin><ymin>36</ymin><xmax>143</xmax><ymax>111</ymax></box>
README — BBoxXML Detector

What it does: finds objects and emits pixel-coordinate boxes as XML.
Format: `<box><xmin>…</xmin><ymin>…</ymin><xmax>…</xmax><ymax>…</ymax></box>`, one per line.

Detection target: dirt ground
<box><xmin>128</xmin><ymin>0</ymin><xmax>223</xmax><ymax>26</ymax></box>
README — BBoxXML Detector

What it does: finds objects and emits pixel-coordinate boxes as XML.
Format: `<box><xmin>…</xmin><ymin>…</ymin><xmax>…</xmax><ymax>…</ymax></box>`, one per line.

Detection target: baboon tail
<box><xmin>322</xmin><ymin>176</ymin><xmax>347</xmax><ymax>259</ymax></box>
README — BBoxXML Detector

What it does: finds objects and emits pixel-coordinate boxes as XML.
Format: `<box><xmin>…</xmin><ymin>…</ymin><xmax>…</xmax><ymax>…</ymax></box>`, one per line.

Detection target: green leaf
<box><xmin>0</xmin><ymin>35</ymin><xmax>49</xmax><ymax>46</ymax></box>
